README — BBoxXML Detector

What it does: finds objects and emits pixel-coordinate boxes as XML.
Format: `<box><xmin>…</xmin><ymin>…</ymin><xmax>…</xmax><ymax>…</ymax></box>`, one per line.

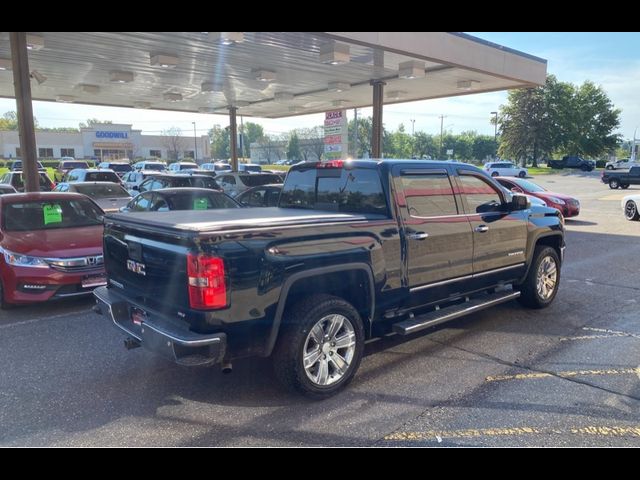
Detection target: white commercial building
<box><xmin>0</xmin><ymin>123</ymin><xmax>210</xmax><ymax>162</ymax></box>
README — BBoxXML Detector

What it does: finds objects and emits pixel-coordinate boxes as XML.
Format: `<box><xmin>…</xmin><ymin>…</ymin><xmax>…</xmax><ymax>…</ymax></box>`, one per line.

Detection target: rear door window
<box><xmin>400</xmin><ymin>172</ymin><xmax>458</xmax><ymax>217</ymax></box>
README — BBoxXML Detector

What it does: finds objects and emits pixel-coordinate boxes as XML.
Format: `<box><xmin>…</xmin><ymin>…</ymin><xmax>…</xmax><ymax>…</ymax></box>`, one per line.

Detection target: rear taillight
<box><xmin>316</xmin><ymin>160</ymin><xmax>344</xmax><ymax>168</ymax></box>
<box><xmin>187</xmin><ymin>253</ymin><xmax>226</xmax><ymax>310</ymax></box>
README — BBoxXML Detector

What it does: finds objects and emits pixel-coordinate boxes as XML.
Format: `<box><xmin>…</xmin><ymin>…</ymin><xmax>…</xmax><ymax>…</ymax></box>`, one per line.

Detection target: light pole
<box><xmin>439</xmin><ymin>115</ymin><xmax>446</xmax><ymax>158</ymax></box>
<box><xmin>632</xmin><ymin>126</ymin><xmax>639</xmax><ymax>162</ymax></box>
<box><xmin>192</xmin><ymin>122</ymin><xmax>198</xmax><ymax>162</ymax></box>
<box><xmin>490</xmin><ymin>111</ymin><xmax>498</xmax><ymax>158</ymax></box>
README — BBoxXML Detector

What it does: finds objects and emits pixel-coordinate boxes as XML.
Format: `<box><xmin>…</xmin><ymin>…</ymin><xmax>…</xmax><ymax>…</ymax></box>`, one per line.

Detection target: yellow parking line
<box><xmin>385</xmin><ymin>425</ymin><xmax>640</xmax><ymax>441</ymax></box>
<box><xmin>583</xmin><ymin>326</ymin><xmax>640</xmax><ymax>339</ymax></box>
<box><xmin>598</xmin><ymin>194</ymin><xmax>627</xmax><ymax>201</ymax></box>
<box><xmin>485</xmin><ymin>367</ymin><xmax>640</xmax><ymax>383</ymax></box>
<box><xmin>560</xmin><ymin>334</ymin><xmax>627</xmax><ymax>342</ymax></box>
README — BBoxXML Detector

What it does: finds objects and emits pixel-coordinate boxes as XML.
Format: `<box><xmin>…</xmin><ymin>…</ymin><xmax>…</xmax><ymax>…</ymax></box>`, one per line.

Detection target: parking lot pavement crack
<box><xmin>424</xmin><ymin>338</ymin><xmax>640</xmax><ymax>403</ymax></box>
<box><xmin>564</xmin><ymin>277</ymin><xmax>640</xmax><ymax>292</ymax></box>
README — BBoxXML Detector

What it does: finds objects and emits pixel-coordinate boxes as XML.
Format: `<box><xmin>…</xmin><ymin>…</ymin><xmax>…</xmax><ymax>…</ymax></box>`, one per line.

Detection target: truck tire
<box><xmin>606</xmin><ymin>165</ymin><xmax>614</xmax><ymax>170</ymax></box>
<box><xmin>518</xmin><ymin>170</ymin><xmax>527</xmax><ymax>178</ymax></box>
<box><xmin>272</xmin><ymin>293</ymin><xmax>364</xmax><ymax>399</ymax></box>
<box><xmin>621</xmin><ymin>184</ymin><xmax>630</xmax><ymax>189</ymax></box>
<box><xmin>515</xmin><ymin>246</ymin><xmax>560</xmax><ymax>309</ymax></box>
<box><xmin>625</xmin><ymin>200</ymin><xmax>640</xmax><ymax>221</ymax></box>
<box><xmin>609</xmin><ymin>179</ymin><xmax>620</xmax><ymax>189</ymax></box>
<box><xmin>491</xmin><ymin>172</ymin><xmax>499</xmax><ymax>177</ymax></box>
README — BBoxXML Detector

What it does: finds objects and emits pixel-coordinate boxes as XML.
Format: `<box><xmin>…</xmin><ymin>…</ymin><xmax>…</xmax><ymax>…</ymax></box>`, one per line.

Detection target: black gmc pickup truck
<box><xmin>94</xmin><ymin>160</ymin><xmax>565</xmax><ymax>398</ymax></box>
<box><xmin>601</xmin><ymin>166</ymin><xmax>640</xmax><ymax>189</ymax></box>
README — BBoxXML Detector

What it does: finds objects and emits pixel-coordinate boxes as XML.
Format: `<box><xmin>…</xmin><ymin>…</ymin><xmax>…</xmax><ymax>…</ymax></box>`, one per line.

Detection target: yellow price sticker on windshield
<box><xmin>43</xmin><ymin>204</ymin><xmax>63</xmax><ymax>225</ymax></box>
<box><xmin>193</xmin><ymin>198</ymin><xmax>208</xmax><ymax>210</ymax></box>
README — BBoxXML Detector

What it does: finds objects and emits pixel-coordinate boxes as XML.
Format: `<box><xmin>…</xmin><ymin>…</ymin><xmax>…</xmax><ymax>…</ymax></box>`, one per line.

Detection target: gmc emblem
<box><xmin>126</xmin><ymin>259</ymin><xmax>146</xmax><ymax>276</ymax></box>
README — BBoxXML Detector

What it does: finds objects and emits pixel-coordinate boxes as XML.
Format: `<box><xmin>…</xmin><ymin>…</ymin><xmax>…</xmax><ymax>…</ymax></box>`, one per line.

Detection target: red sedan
<box><xmin>496</xmin><ymin>177</ymin><xmax>580</xmax><ymax>217</ymax></box>
<box><xmin>0</xmin><ymin>192</ymin><xmax>106</xmax><ymax>309</ymax></box>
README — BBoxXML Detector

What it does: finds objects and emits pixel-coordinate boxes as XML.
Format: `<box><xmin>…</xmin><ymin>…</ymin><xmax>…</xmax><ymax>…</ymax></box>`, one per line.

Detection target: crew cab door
<box><xmin>628</xmin><ymin>166</ymin><xmax>640</xmax><ymax>183</ymax></box>
<box><xmin>393</xmin><ymin>165</ymin><xmax>474</xmax><ymax>302</ymax></box>
<box><xmin>455</xmin><ymin>169</ymin><xmax>528</xmax><ymax>277</ymax></box>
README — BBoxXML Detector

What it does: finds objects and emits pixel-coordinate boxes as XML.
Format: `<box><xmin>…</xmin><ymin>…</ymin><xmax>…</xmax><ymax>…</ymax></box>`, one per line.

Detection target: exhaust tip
<box><xmin>221</xmin><ymin>362</ymin><xmax>233</xmax><ymax>374</ymax></box>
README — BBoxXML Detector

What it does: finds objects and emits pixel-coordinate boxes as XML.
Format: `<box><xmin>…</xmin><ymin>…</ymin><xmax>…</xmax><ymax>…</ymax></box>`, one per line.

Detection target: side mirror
<box><xmin>511</xmin><ymin>194</ymin><xmax>529</xmax><ymax>211</ymax></box>
<box><xmin>132</xmin><ymin>185</ymin><xmax>139</xmax><ymax>191</ymax></box>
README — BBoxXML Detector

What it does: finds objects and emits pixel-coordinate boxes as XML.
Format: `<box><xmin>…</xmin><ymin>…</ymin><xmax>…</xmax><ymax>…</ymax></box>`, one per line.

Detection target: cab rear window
<box><xmin>280</xmin><ymin>167</ymin><xmax>388</xmax><ymax>216</ymax></box>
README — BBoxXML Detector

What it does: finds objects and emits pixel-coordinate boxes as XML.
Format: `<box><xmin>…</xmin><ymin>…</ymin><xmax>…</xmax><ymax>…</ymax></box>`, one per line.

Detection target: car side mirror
<box><xmin>511</xmin><ymin>194</ymin><xmax>529</xmax><ymax>211</ymax></box>
<box><xmin>132</xmin><ymin>185</ymin><xmax>139</xmax><ymax>191</ymax></box>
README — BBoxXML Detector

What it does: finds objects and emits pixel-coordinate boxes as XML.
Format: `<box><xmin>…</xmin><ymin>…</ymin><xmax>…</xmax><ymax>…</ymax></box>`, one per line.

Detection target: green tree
<box><xmin>498</xmin><ymin>75</ymin><xmax>621</xmax><ymax>165</ymax></box>
<box><xmin>498</xmin><ymin>83</ymin><xmax>551</xmax><ymax>167</ymax></box>
<box><xmin>0</xmin><ymin>111</ymin><xmax>39</xmax><ymax>130</ymax></box>
<box><xmin>472</xmin><ymin>136</ymin><xmax>498</xmax><ymax>161</ymax></box>
<box><xmin>562</xmin><ymin>81</ymin><xmax>621</xmax><ymax>157</ymax></box>
<box><xmin>348</xmin><ymin>116</ymin><xmax>372</xmax><ymax>158</ymax></box>
<box><xmin>386</xmin><ymin>123</ymin><xmax>413</xmax><ymax>158</ymax></box>
<box><xmin>79</xmin><ymin>118</ymin><xmax>112</xmax><ymax>128</ymax></box>
<box><xmin>287</xmin><ymin>132</ymin><xmax>301</xmax><ymax>161</ymax></box>
<box><xmin>413</xmin><ymin>132</ymin><xmax>438</xmax><ymax>159</ymax></box>
<box><xmin>209</xmin><ymin>125</ymin><xmax>230</xmax><ymax>160</ymax></box>
<box><xmin>241</xmin><ymin>122</ymin><xmax>264</xmax><ymax>158</ymax></box>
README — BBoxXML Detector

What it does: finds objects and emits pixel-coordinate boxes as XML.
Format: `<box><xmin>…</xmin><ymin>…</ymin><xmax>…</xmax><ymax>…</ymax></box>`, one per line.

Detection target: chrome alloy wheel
<box><xmin>303</xmin><ymin>314</ymin><xmax>356</xmax><ymax>386</ymax></box>
<box><xmin>625</xmin><ymin>201</ymin><xmax>637</xmax><ymax>220</ymax></box>
<box><xmin>536</xmin><ymin>255</ymin><xmax>558</xmax><ymax>301</ymax></box>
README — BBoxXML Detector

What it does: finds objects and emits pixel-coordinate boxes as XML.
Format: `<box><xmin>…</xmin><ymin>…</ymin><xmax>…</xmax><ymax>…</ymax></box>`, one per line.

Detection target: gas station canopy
<box><xmin>0</xmin><ymin>32</ymin><xmax>547</xmax><ymax>118</ymax></box>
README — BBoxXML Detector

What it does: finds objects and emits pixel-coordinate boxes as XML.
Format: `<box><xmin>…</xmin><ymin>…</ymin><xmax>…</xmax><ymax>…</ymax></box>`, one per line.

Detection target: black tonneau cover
<box><xmin>104</xmin><ymin>207</ymin><xmax>373</xmax><ymax>236</ymax></box>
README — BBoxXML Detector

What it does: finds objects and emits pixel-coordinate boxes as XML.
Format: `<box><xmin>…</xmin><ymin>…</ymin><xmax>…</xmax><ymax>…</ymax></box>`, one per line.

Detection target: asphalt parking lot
<box><xmin>1</xmin><ymin>171</ymin><xmax>639</xmax><ymax>447</ymax></box>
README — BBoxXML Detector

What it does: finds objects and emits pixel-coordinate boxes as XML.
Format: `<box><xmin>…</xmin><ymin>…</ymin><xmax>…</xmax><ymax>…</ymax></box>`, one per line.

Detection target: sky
<box><xmin>1</xmin><ymin>32</ymin><xmax>639</xmax><ymax>141</ymax></box>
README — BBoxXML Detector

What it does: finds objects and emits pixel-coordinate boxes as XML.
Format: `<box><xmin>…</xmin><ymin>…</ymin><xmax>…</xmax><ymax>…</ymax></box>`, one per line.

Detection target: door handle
<box><xmin>407</xmin><ymin>232</ymin><xmax>429</xmax><ymax>240</ymax></box>
<box><xmin>474</xmin><ymin>225</ymin><xmax>489</xmax><ymax>233</ymax></box>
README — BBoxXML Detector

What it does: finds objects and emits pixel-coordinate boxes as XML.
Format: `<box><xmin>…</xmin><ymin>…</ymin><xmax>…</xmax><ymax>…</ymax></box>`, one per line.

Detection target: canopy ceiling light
<box><xmin>109</xmin><ymin>70</ymin><xmax>134</xmax><ymax>83</ymax></box>
<box><xmin>30</xmin><ymin>70</ymin><xmax>47</xmax><ymax>85</ymax></box>
<box><xmin>133</xmin><ymin>101</ymin><xmax>151</xmax><ymax>109</ymax></box>
<box><xmin>56</xmin><ymin>95</ymin><xmax>75</xmax><ymax>103</ymax></box>
<box><xmin>457</xmin><ymin>80</ymin><xmax>478</xmax><ymax>90</ymax></box>
<box><xmin>328</xmin><ymin>81</ymin><xmax>350</xmax><ymax>93</ymax></box>
<box><xmin>163</xmin><ymin>92</ymin><xmax>183</xmax><ymax>102</ymax></box>
<box><xmin>209</xmin><ymin>32</ymin><xmax>244</xmax><ymax>45</ymax></box>
<box><xmin>78</xmin><ymin>84</ymin><xmax>100</xmax><ymax>94</ymax></box>
<box><xmin>398</xmin><ymin>60</ymin><xmax>425</xmax><ymax>79</ymax></box>
<box><xmin>0</xmin><ymin>58</ymin><xmax>12</xmax><ymax>71</ymax></box>
<box><xmin>386</xmin><ymin>90</ymin><xmax>407</xmax><ymax>101</ymax></box>
<box><xmin>332</xmin><ymin>100</ymin><xmax>348</xmax><ymax>108</ymax></box>
<box><xmin>26</xmin><ymin>34</ymin><xmax>44</xmax><ymax>51</ymax></box>
<box><xmin>150</xmin><ymin>53</ymin><xmax>179</xmax><ymax>68</ymax></box>
<box><xmin>288</xmin><ymin>106</ymin><xmax>301</xmax><ymax>113</ymax></box>
<box><xmin>319</xmin><ymin>42</ymin><xmax>350</xmax><ymax>65</ymax></box>
<box><xmin>201</xmin><ymin>81</ymin><xmax>224</xmax><ymax>93</ymax></box>
<box><xmin>253</xmin><ymin>69</ymin><xmax>276</xmax><ymax>82</ymax></box>
<box><xmin>274</xmin><ymin>92</ymin><xmax>294</xmax><ymax>102</ymax></box>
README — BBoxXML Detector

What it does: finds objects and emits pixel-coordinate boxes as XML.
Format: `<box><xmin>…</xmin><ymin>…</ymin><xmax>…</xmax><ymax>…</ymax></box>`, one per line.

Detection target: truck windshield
<box><xmin>280</xmin><ymin>167</ymin><xmax>388</xmax><ymax>216</ymax></box>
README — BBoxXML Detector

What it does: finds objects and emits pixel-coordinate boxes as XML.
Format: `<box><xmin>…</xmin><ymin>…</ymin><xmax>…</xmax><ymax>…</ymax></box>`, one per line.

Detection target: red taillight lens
<box><xmin>187</xmin><ymin>253</ymin><xmax>226</xmax><ymax>310</ymax></box>
<box><xmin>316</xmin><ymin>160</ymin><xmax>344</xmax><ymax>168</ymax></box>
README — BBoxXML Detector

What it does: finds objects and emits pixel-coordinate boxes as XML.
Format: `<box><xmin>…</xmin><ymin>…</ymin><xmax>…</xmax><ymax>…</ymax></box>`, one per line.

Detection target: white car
<box><xmin>606</xmin><ymin>159</ymin><xmax>640</xmax><ymax>170</ymax></box>
<box><xmin>483</xmin><ymin>161</ymin><xmax>528</xmax><ymax>178</ymax></box>
<box><xmin>168</xmin><ymin>161</ymin><xmax>198</xmax><ymax>172</ymax></box>
<box><xmin>622</xmin><ymin>194</ymin><xmax>640</xmax><ymax>221</ymax></box>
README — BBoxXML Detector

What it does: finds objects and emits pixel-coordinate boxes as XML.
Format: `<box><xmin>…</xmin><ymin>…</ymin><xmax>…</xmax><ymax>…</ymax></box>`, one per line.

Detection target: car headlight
<box><xmin>548</xmin><ymin>197</ymin><xmax>566</xmax><ymax>205</ymax></box>
<box><xmin>1</xmin><ymin>249</ymin><xmax>49</xmax><ymax>268</ymax></box>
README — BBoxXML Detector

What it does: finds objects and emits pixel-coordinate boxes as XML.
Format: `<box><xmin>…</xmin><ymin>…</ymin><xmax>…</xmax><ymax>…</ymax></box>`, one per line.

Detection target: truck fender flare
<box><xmin>520</xmin><ymin>232</ymin><xmax>563</xmax><ymax>281</ymax></box>
<box><xmin>264</xmin><ymin>263</ymin><xmax>375</xmax><ymax>356</ymax></box>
